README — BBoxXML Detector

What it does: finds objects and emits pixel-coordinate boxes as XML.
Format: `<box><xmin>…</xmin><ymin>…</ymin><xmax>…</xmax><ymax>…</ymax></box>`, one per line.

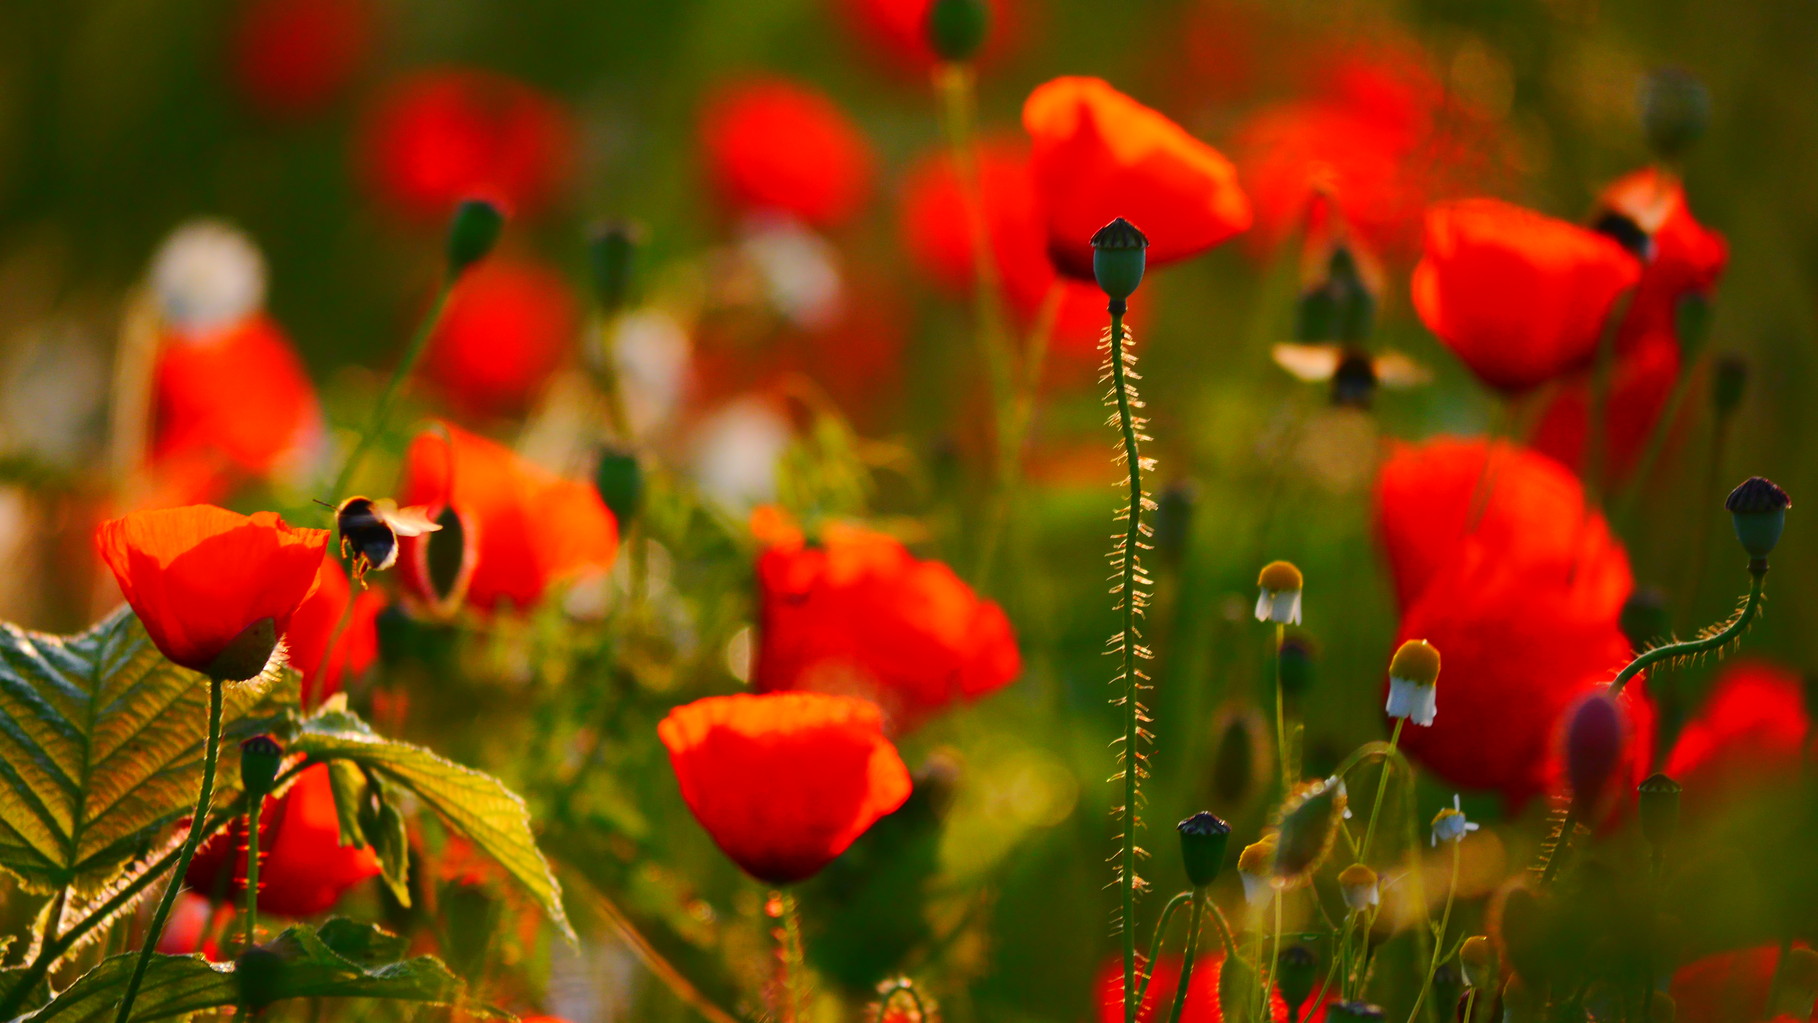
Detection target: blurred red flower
<box><xmin>699</xmin><ymin>78</ymin><xmax>876</xmax><ymax>229</ymax></box>
<box><xmin>657</xmin><ymin>691</ymin><xmax>912</xmax><ymax>884</ymax></box>
<box><xmin>186</xmin><ymin>763</ymin><xmax>381</xmax><ymax>918</ymax></box>
<box><xmin>833</xmin><ymin>0</ymin><xmax>1017</xmax><ymax>76</ymax></box>
<box><xmin>285</xmin><ymin>554</ymin><xmax>385</xmax><ymax>709</ymax></box>
<box><xmin>898</xmin><ymin>140</ymin><xmax>1130</xmax><ymax>364</ymax></box>
<box><xmin>94</xmin><ymin>506</ymin><xmax>329</xmax><ymax>676</ymax></box>
<box><xmin>1672</xmin><ymin>946</ymin><xmax>1818</xmax><ymax>1023</ymax></box>
<box><xmin>1023</xmin><ymin>77</ymin><xmax>1252</xmax><ymax>279</ymax></box>
<box><xmin>152</xmin><ymin>314</ymin><xmax>323</xmax><ymax>489</ymax></box>
<box><xmin>1412</xmin><ymin>199</ymin><xmax>1641</xmax><ymax>393</ymax></box>
<box><xmin>395</xmin><ymin>424</ymin><xmax>619</xmax><ymax>613</ymax></box>
<box><xmin>228</xmin><ymin>0</ymin><xmax>375</xmax><ymax>118</ymax></box>
<box><xmin>1375</xmin><ymin>439</ymin><xmax>1649</xmax><ymax>808</ymax></box>
<box><xmin>1092</xmin><ymin>952</ymin><xmax>1321</xmax><ymax>1023</ymax></box>
<box><xmin>1599</xmin><ymin>168</ymin><xmax>1729</xmax><ymax>349</ymax></box>
<box><xmin>1528</xmin><ymin>328</ymin><xmax>1682</xmax><ymax>483</ymax></box>
<box><xmin>421</xmin><ymin>257</ymin><xmax>580</xmax><ymax>419</ymax></box>
<box><xmin>359</xmin><ymin>69</ymin><xmax>576</xmax><ymax>222</ymax></box>
<box><xmin>1667</xmin><ymin>659</ymin><xmax>1810</xmax><ymax>802</ymax></box>
<box><xmin>155</xmin><ymin>891</ymin><xmax>225</xmax><ymax>957</ymax></box>
<box><xmin>749</xmin><ymin>507</ymin><xmax>1020</xmax><ymax>729</ymax></box>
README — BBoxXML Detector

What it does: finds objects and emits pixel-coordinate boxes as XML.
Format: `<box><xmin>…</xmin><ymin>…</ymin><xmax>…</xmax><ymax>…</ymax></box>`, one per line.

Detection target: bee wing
<box><xmin>381</xmin><ymin>504</ymin><xmax>444</xmax><ymax>537</ymax></box>
<box><xmin>1272</xmin><ymin>343</ymin><xmax>1344</xmax><ymax>382</ymax></box>
<box><xmin>1374</xmin><ymin>351</ymin><xmax>1434</xmax><ymax>389</ymax></box>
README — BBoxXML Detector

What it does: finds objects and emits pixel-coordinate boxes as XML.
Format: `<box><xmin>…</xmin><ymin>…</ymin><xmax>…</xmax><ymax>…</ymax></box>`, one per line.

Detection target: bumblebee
<box><xmin>335</xmin><ymin>496</ymin><xmax>441</xmax><ymax>584</ymax></box>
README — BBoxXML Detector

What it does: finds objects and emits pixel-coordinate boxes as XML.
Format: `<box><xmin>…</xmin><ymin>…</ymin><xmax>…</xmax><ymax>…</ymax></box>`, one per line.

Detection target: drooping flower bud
<box><xmin>1385</xmin><ymin>639</ymin><xmax>1440</xmax><ymax>726</ymax></box>
<box><xmin>1337</xmin><ymin>863</ymin><xmax>1379</xmax><ymax>912</ymax></box>
<box><xmin>1273</xmin><ymin>777</ymin><xmax>1347</xmax><ymax>885</ymax></box>
<box><xmin>1255</xmin><ymin>560</ymin><xmax>1305</xmax><ymax>625</ymax></box>
<box><xmin>589</xmin><ymin>222</ymin><xmax>639</xmax><ymax>315</ymax></box>
<box><xmin>445</xmin><ymin>198</ymin><xmax>504</xmax><ymax>275</ymax></box>
<box><xmin>594</xmin><ymin>447</ymin><xmax>644</xmax><ymax>530</ymax></box>
<box><xmin>1090</xmin><ymin>218</ymin><xmax>1148</xmax><ymax>306</ymax></box>
<box><xmin>1637</xmin><ymin>773</ymin><xmax>1682</xmax><ymax>853</ymax></box>
<box><xmin>1238</xmin><ymin>835</ymin><xmax>1277</xmax><ymax>906</ymax></box>
<box><xmin>925</xmin><ymin>0</ymin><xmax>989</xmax><ymax>63</ymax></box>
<box><xmin>1458</xmin><ymin>935</ymin><xmax>1495</xmax><ymax>989</ymax></box>
<box><xmin>239</xmin><ymin>735</ymin><xmax>283</xmax><ymax>798</ymax></box>
<box><xmin>1177</xmin><ymin>811</ymin><xmax>1232</xmax><ymax>889</ymax></box>
<box><xmin>1712</xmin><ymin>353</ymin><xmax>1747</xmax><ymax>418</ymax></box>
<box><xmin>1726</xmin><ymin>476</ymin><xmax>1791</xmax><ymax>560</ymax></box>
<box><xmin>1564</xmin><ymin>693</ymin><xmax>1625</xmax><ymax>819</ymax></box>
<box><xmin>1491</xmin><ymin>879</ymin><xmax>1551</xmax><ymax>985</ymax></box>
<box><xmin>1277</xmin><ymin>945</ymin><xmax>1318</xmax><ymax>1020</ymax></box>
<box><xmin>1218</xmin><ymin>948</ymin><xmax>1257</xmax><ymax>1021</ymax></box>
<box><xmin>1430</xmin><ymin>794</ymin><xmax>1479</xmax><ymax>846</ymax></box>
<box><xmin>1639</xmin><ymin>69</ymin><xmax>1711</xmax><ymax>161</ymax></box>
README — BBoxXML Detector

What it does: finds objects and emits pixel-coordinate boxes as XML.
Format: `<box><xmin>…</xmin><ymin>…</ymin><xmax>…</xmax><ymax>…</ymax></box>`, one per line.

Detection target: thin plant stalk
<box><xmin>1274</xmin><ymin>622</ymin><xmax>1291</xmax><ymax>791</ymax></box>
<box><xmin>1165</xmin><ymin>893</ymin><xmax>1206</xmax><ymax>1023</ymax></box>
<box><xmin>329</xmin><ymin>280</ymin><xmax>456</xmax><ymax>501</ymax></box>
<box><xmin>243</xmin><ymin>791</ymin><xmax>265</xmax><ymax>951</ymax></box>
<box><xmin>1136</xmin><ymin>892</ymin><xmax>1195</xmax><ymax>1010</ymax></box>
<box><xmin>1406</xmin><ymin>838</ymin><xmax>1463</xmax><ymax>1023</ymax></box>
<box><xmin>1357</xmin><ymin>718</ymin><xmax>1405</xmax><ymax>865</ymax></box>
<box><xmin>114</xmin><ymin>677</ymin><xmax>225</xmax><ymax>1023</ymax></box>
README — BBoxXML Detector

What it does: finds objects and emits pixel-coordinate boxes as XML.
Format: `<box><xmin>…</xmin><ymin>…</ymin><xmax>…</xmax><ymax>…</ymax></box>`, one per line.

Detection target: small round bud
<box><xmin>589</xmin><ymin>222</ymin><xmax>639</xmax><ymax>315</ymax></box>
<box><xmin>1177</xmin><ymin>811</ymin><xmax>1232</xmax><ymax>889</ymax></box>
<box><xmin>1639</xmin><ymin>69</ymin><xmax>1711</xmax><ymax>161</ymax></box>
<box><xmin>1327</xmin><ymin>1001</ymin><xmax>1387</xmax><ymax>1023</ymax></box>
<box><xmin>1459</xmin><ymin>935</ymin><xmax>1495</xmax><ymax>989</ymax></box>
<box><xmin>1620</xmin><ymin>587</ymin><xmax>1671</xmax><ymax>652</ymax></box>
<box><xmin>1564</xmin><ymin>693</ymin><xmax>1625</xmax><ymax>819</ymax></box>
<box><xmin>1278</xmin><ymin>632</ymin><xmax>1317</xmax><ymax>699</ymax></box>
<box><xmin>1337</xmin><ymin>863</ymin><xmax>1379</xmax><ymax>912</ymax></box>
<box><xmin>1726</xmin><ymin>476</ymin><xmax>1790</xmax><ymax>559</ymax></box>
<box><xmin>926</xmin><ymin>0</ymin><xmax>989</xmax><ymax>62</ymax></box>
<box><xmin>594</xmin><ymin>447</ymin><xmax>644</xmax><ymax>530</ymax></box>
<box><xmin>1257</xmin><ymin>560</ymin><xmax>1304</xmax><ymax>593</ymax></box>
<box><xmin>239</xmin><ymin>735</ymin><xmax>283</xmax><ymax>797</ymax></box>
<box><xmin>1153</xmin><ymin>482</ymin><xmax>1197</xmax><ymax>569</ymax></box>
<box><xmin>1675</xmin><ymin>293</ymin><xmax>1713</xmax><ymax>359</ymax></box>
<box><xmin>1711</xmin><ymin>353</ymin><xmax>1747</xmax><ymax>418</ymax></box>
<box><xmin>1276</xmin><ymin>945</ymin><xmax>1318</xmax><ymax>1018</ymax></box>
<box><xmin>1090</xmin><ymin>218</ymin><xmax>1149</xmax><ymax>304</ymax></box>
<box><xmin>445</xmin><ymin>199</ymin><xmax>504</xmax><ymax>275</ymax></box>
<box><xmin>1637</xmin><ymin>773</ymin><xmax>1682</xmax><ymax>851</ymax></box>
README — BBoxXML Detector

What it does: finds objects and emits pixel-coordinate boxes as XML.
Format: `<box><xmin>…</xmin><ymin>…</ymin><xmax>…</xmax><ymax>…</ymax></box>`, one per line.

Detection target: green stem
<box><xmin>115</xmin><ymin>676</ymin><xmax>224</xmax><ymax>1023</ymax></box>
<box><xmin>328</xmin><ymin>280</ymin><xmax>456</xmax><ymax>501</ymax></box>
<box><xmin>1274</xmin><ymin>623</ymin><xmax>1291</xmax><ymax>792</ymax></box>
<box><xmin>1108</xmin><ymin>303</ymin><xmax>1147</xmax><ymax>1023</ymax></box>
<box><xmin>1463</xmin><ymin>987</ymin><xmax>1479</xmax><ymax>1023</ymax></box>
<box><xmin>1166</xmin><ymin>894</ymin><xmax>1206</xmax><ymax>1023</ymax></box>
<box><xmin>1136</xmin><ymin>892</ymin><xmax>1195</xmax><ymax>1010</ymax></box>
<box><xmin>1356</xmin><ymin>718</ymin><xmax>1405</xmax><ymax>866</ymax></box>
<box><xmin>243</xmin><ymin>792</ymin><xmax>264</xmax><ymax>951</ymax></box>
<box><xmin>1406</xmin><ymin>839</ymin><xmax>1462</xmax><ymax>1023</ymax></box>
<box><xmin>1612</xmin><ymin>564</ymin><xmax>1766</xmax><ymax>698</ymax></box>
<box><xmin>1259</xmin><ymin>890</ymin><xmax>1284</xmax><ymax>1023</ymax></box>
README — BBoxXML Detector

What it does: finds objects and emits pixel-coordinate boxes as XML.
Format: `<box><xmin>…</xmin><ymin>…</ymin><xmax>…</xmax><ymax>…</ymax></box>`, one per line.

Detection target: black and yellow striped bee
<box><xmin>335</xmin><ymin>496</ymin><xmax>442</xmax><ymax>585</ymax></box>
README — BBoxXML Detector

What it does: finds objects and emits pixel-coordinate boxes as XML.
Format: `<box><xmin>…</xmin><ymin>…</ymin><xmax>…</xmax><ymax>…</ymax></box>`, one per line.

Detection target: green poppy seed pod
<box><xmin>445</xmin><ymin>198</ymin><xmax>504</xmax><ymax>275</ymax></box>
<box><xmin>1177</xmin><ymin>811</ymin><xmax>1231</xmax><ymax>888</ymax></box>
<box><xmin>1675</xmin><ymin>293</ymin><xmax>1713</xmax><ymax>360</ymax></box>
<box><xmin>1726</xmin><ymin>476</ymin><xmax>1791</xmax><ymax>560</ymax></box>
<box><xmin>1712</xmin><ymin>353</ymin><xmax>1747</xmax><ymax>418</ymax></box>
<box><xmin>239</xmin><ymin>734</ymin><xmax>283</xmax><ymax>798</ymax></box>
<box><xmin>589</xmin><ymin>222</ymin><xmax>638</xmax><ymax>315</ymax></box>
<box><xmin>1640</xmin><ymin>69</ymin><xmax>1711</xmax><ymax>161</ymax></box>
<box><xmin>594</xmin><ymin>447</ymin><xmax>644</xmax><ymax>530</ymax></box>
<box><xmin>1276</xmin><ymin>945</ymin><xmax>1318</xmax><ymax>1018</ymax></box>
<box><xmin>1637</xmin><ymin>773</ymin><xmax>1682</xmax><ymax>852</ymax></box>
<box><xmin>1326</xmin><ymin>1001</ymin><xmax>1387</xmax><ymax>1023</ymax></box>
<box><xmin>1619</xmin><ymin>587</ymin><xmax>1671</xmax><ymax>653</ymax></box>
<box><xmin>236</xmin><ymin>945</ymin><xmax>288</xmax><ymax>1013</ymax></box>
<box><xmin>1153</xmin><ymin>482</ymin><xmax>1197</xmax><ymax>569</ymax></box>
<box><xmin>1091</xmin><ymin>218</ymin><xmax>1149</xmax><ymax>307</ymax></box>
<box><xmin>1278</xmin><ymin>632</ymin><xmax>1317</xmax><ymax>700</ymax></box>
<box><xmin>926</xmin><ymin>0</ymin><xmax>989</xmax><ymax>62</ymax></box>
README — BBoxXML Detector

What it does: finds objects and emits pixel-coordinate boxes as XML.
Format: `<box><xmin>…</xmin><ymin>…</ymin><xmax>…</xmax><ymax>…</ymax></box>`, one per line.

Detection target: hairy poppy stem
<box><xmin>329</xmin><ymin>280</ymin><xmax>456</xmax><ymax>501</ymax></box>
<box><xmin>1406</xmin><ymin>838</ymin><xmax>1462</xmax><ymax>1023</ymax></box>
<box><xmin>1165</xmin><ymin>893</ymin><xmax>1206</xmax><ymax>1023</ymax></box>
<box><xmin>243</xmin><ymin>791</ymin><xmax>264</xmax><ymax>952</ymax></box>
<box><xmin>115</xmin><ymin>675</ymin><xmax>224</xmax><ymax>1023</ymax></box>
<box><xmin>1617</xmin><ymin>563</ymin><xmax>1767</xmax><ymax>698</ymax></box>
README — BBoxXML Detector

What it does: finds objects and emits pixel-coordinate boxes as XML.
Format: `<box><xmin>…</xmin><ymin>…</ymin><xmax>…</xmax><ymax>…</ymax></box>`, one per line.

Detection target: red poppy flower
<box><xmin>285</xmin><ymin>554</ymin><xmax>385</xmax><ymax>708</ymax></box>
<box><xmin>228</xmin><ymin>0</ymin><xmax>375</xmax><ymax>118</ymax></box>
<box><xmin>1667</xmin><ymin>660</ymin><xmax>1811</xmax><ymax>802</ymax></box>
<box><xmin>359</xmin><ymin>69</ymin><xmax>576</xmax><ymax>222</ymax></box>
<box><xmin>1023</xmin><ymin>77</ymin><xmax>1252</xmax><ymax>279</ymax></box>
<box><xmin>1671</xmin><ymin>946</ymin><xmax>1818</xmax><ymax>1023</ymax></box>
<box><xmin>1528</xmin><ymin>328</ymin><xmax>1683</xmax><ymax>483</ymax></box>
<box><xmin>834</xmin><ymin>0</ymin><xmax>1017</xmax><ymax>76</ymax></box>
<box><xmin>94</xmin><ymin>506</ymin><xmax>330</xmax><ymax>677</ymax></box>
<box><xmin>657</xmin><ymin>691</ymin><xmax>912</xmax><ymax>884</ymax></box>
<box><xmin>152</xmin><ymin>313</ymin><xmax>323</xmax><ymax>486</ymax></box>
<box><xmin>1375</xmin><ymin>439</ymin><xmax>1647</xmax><ymax>808</ymax></box>
<box><xmin>698</xmin><ymin>78</ymin><xmax>876</xmax><ymax>229</ymax></box>
<box><xmin>750</xmin><ymin>507</ymin><xmax>1020</xmax><ymax>729</ymax></box>
<box><xmin>898</xmin><ymin>140</ymin><xmax>1132</xmax><ymax>364</ymax></box>
<box><xmin>185</xmin><ymin>763</ymin><xmax>381</xmax><ymax>918</ymax></box>
<box><xmin>421</xmin><ymin>257</ymin><xmax>580</xmax><ymax>419</ymax></box>
<box><xmin>395</xmin><ymin>424</ymin><xmax>619</xmax><ymax>612</ymax></box>
<box><xmin>1092</xmin><ymin>952</ymin><xmax>1323</xmax><ymax>1023</ymax></box>
<box><xmin>1598</xmin><ymin>168</ymin><xmax>1728</xmax><ymax>349</ymax></box>
<box><xmin>1411</xmin><ymin>199</ymin><xmax>1641</xmax><ymax>393</ymax></box>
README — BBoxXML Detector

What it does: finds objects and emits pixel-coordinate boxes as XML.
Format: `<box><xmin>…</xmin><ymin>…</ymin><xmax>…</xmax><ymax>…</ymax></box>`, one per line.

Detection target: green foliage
<box><xmin>14</xmin><ymin>919</ymin><xmax>491</xmax><ymax>1022</ymax></box>
<box><xmin>288</xmin><ymin>702</ymin><xmax>576</xmax><ymax>941</ymax></box>
<box><xmin>0</xmin><ymin>608</ymin><xmax>295</xmax><ymax>897</ymax></box>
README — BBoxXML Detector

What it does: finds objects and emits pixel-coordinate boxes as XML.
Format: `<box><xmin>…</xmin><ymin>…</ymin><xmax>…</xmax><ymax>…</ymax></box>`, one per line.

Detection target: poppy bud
<box><xmin>594</xmin><ymin>447</ymin><xmax>644</xmax><ymax>530</ymax></box>
<box><xmin>1459</xmin><ymin>935</ymin><xmax>1495</xmax><ymax>989</ymax></box>
<box><xmin>1564</xmin><ymin>693</ymin><xmax>1624</xmax><ymax>819</ymax></box>
<box><xmin>1177</xmin><ymin>811</ymin><xmax>1231</xmax><ymax>888</ymax></box>
<box><xmin>1153</xmin><ymin>482</ymin><xmax>1196</xmax><ymax>569</ymax></box>
<box><xmin>1712</xmin><ymin>353</ymin><xmax>1747</xmax><ymax>418</ymax></box>
<box><xmin>1726</xmin><ymin>476</ymin><xmax>1790</xmax><ymax>560</ymax></box>
<box><xmin>1211</xmin><ymin>709</ymin><xmax>1264</xmax><ymax>804</ymax></box>
<box><xmin>925</xmin><ymin>0</ymin><xmax>989</xmax><ymax>63</ymax></box>
<box><xmin>1675</xmin><ymin>293</ymin><xmax>1713</xmax><ymax>359</ymax></box>
<box><xmin>1277</xmin><ymin>945</ymin><xmax>1318</xmax><ymax>1020</ymax></box>
<box><xmin>1255</xmin><ymin>560</ymin><xmax>1304</xmax><ymax>625</ymax></box>
<box><xmin>1637</xmin><ymin>773</ymin><xmax>1682</xmax><ymax>852</ymax></box>
<box><xmin>1386</xmin><ymin>638</ymin><xmax>1440</xmax><ymax>726</ymax></box>
<box><xmin>236</xmin><ymin>945</ymin><xmax>288</xmax><ymax>1013</ymax></box>
<box><xmin>1238</xmin><ymin>835</ymin><xmax>1277</xmax><ymax>906</ymax></box>
<box><xmin>1278</xmin><ymin>632</ymin><xmax>1317</xmax><ymax>700</ymax></box>
<box><xmin>445</xmin><ymin>198</ymin><xmax>504</xmax><ymax>275</ymax></box>
<box><xmin>1639</xmin><ymin>69</ymin><xmax>1711</xmax><ymax>161</ymax></box>
<box><xmin>1327</xmin><ymin>1001</ymin><xmax>1387</xmax><ymax>1023</ymax></box>
<box><xmin>1619</xmin><ymin>587</ymin><xmax>1671</xmax><ymax>652</ymax></box>
<box><xmin>589</xmin><ymin>222</ymin><xmax>638</xmax><ymax>315</ymax></box>
<box><xmin>205</xmin><ymin>617</ymin><xmax>279</xmax><ymax>683</ymax></box>
<box><xmin>1337</xmin><ymin>863</ymin><xmax>1379</xmax><ymax>912</ymax></box>
<box><xmin>239</xmin><ymin>734</ymin><xmax>283</xmax><ymax>797</ymax></box>
<box><xmin>1090</xmin><ymin>217</ymin><xmax>1148</xmax><ymax>307</ymax></box>
<box><xmin>1274</xmin><ymin>776</ymin><xmax>1346</xmax><ymax>885</ymax></box>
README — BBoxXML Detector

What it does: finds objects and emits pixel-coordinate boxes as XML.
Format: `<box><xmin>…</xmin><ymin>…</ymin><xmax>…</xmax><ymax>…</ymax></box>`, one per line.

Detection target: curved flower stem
<box><xmin>115</xmin><ymin>676</ymin><xmax>224</xmax><ymax>1023</ymax></box>
<box><xmin>1207</xmin><ymin>901</ymin><xmax>1238</xmax><ymax>960</ymax></box>
<box><xmin>1406</xmin><ymin>839</ymin><xmax>1462</xmax><ymax>1023</ymax></box>
<box><xmin>1612</xmin><ymin>365</ymin><xmax>1695</xmax><ymax>528</ymax></box>
<box><xmin>1136</xmin><ymin>891</ymin><xmax>1195</xmax><ymax>1010</ymax></box>
<box><xmin>1611</xmin><ymin>563</ymin><xmax>1767</xmax><ymax>698</ymax></box>
<box><xmin>242</xmin><ymin>791</ymin><xmax>264</xmax><ymax>951</ymax></box>
<box><xmin>1166</xmin><ymin>893</ymin><xmax>1206</xmax><ymax>1023</ymax></box>
<box><xmin>1356</xmin><ymin>718</ymin><xmax>1405</xmax><ymax>866</ymax></box>
<box><xmin>1312</xmin><ymin>911</ymin><xmax>1354</xmax><ymax>1008</ymax></box>
<box><xmin>328</xmin><ymin>279</ymin><xmax>455</xmax><ymax>501</ymax></box>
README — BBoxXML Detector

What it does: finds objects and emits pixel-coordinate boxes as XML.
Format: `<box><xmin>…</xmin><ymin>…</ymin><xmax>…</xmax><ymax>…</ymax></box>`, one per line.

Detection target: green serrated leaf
<box><xmin>14</xmin><ymin>919</ymin><xmax>493</xmax><ymax>1022</ymax></box>
<box><xmin>0</xmin><ymin>607</ymin><xmax>298</xmax><ymax>896</ymax></box>
<box><xmin>373</xmin><ymin>800</ymin><xmax>412</xmax><ymax>909</ymax></box>
<box><xmin>326</xmin><ymin>759</ymin><xmax>372</xmax><ymax>849</ymax></box>
<box><xmin>290</xmin><ymin>708</ymin><xmax>575</xmax><ymax>941</ymax></box>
